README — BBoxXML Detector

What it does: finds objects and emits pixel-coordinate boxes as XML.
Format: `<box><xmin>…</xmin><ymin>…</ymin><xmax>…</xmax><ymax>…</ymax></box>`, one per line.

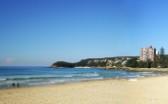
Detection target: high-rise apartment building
<box><xmin>140</xmin><ymin>46</ymin><xmax>156</xmax><ymax>62</ymax></box>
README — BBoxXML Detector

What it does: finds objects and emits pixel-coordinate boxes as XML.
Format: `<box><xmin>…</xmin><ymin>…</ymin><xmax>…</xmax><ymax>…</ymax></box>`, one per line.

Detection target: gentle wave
<box><xmin>0</xmin><ymin>78</ymin><xmax>6</xmax><ymax>81</ymax></box>
<box><xmin>0</xmin><ymin>73</ymin><xmax>100</xmax><ymax>81</ymax></box>
<box><xmin>0</xmin><ymin>72</ymin><xmax>157</xmax><ymax>82</ymax></box>
<box><xmin>0</xmin><ymin>76</ymin><xmax>104</xmax><ymax>88</ymax></box>
<box><xmin>0</xmin><ymin>67</ymin><xmax>161</xmax><ymax>89</ymax></box>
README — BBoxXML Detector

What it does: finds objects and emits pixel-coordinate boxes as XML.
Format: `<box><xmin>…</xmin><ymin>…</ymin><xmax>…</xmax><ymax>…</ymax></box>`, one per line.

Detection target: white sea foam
<box><xmin>77</xmin><ymin>73</ymin><xmax>100</xmax><ymax>77</ymax></box>
<box><xmin>75</xmin><ymin>67</ymin><xmax>91</xmax><ymax>69</ymax></box>
<box><xmin>0</xmin><ymin>78</ymin><xmax>6</xmax><ymax>81</ymax></box>
<box><xmin>128</xmin><ymin>79</ymin><xmax>138</xmax><ymax>82</ymax></box>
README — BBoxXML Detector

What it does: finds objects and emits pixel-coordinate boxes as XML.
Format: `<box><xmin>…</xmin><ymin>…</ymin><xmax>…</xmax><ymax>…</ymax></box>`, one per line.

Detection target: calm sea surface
<box><xmin>0</xmin><ymin>66</ymin><xmax>160</xmax><ymax>88</ymax></box>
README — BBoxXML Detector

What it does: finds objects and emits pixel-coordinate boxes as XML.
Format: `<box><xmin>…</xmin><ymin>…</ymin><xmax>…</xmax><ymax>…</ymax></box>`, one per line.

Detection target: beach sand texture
<box><xmin>0</xmin><ymin>76</ymin><xmax>168</xmax><ymax>104</ymax></box>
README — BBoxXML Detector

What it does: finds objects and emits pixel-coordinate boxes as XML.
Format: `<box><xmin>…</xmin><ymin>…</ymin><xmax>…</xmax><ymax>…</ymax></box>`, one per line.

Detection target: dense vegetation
<box><xmin>52</xmin><ymin>61</ymin><xmax>75</xmax><ymax>68</ymax></box>
<box><xmin>52</xmin><ymin>56</ymin><xmax>137</xmax><ymax>68</ymax></box>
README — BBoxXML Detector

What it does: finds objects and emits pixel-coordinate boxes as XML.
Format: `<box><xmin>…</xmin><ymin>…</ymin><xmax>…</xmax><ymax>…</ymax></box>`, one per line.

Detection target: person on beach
<box><xmin>12</xmin><ymin>83</ymin><xmax>16</xmax><ymax>87</ymax></box>
<box><xmin>16</xmin><ymin>83</ymin><xmax>20</xmax><ymax>88</ymax></box>
<box><xmin>11</xmin><ymin>83</ymin><xmax>20</xmax><ymax>88</ymax></box>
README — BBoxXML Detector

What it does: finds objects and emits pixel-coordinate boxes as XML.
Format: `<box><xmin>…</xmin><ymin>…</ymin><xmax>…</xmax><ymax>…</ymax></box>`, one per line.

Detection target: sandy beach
<box><xmin>0</xmin><ymin>76</ymin><xmax>168</xmax><ymax>104</ymax></box>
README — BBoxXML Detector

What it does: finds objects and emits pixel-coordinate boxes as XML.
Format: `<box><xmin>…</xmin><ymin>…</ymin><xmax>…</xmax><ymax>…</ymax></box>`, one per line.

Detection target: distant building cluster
<box><xmin>140</xmin><ymin>46</ymin><xmax>156</xmax><ymax>62</ymax></box>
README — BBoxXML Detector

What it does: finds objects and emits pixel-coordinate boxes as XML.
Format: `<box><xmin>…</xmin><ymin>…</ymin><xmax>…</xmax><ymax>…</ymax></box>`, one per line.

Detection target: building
<box><xmin>140</xmin><ymin>46</ymin><xmax>156</xmax><ymax>62</ymax></box>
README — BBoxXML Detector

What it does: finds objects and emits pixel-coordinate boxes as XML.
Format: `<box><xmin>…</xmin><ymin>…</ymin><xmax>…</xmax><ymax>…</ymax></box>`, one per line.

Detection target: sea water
<box><xmin>0</xmin><ymin>66</ymin><xmax>159</xmax><ymax>88</ymax></box>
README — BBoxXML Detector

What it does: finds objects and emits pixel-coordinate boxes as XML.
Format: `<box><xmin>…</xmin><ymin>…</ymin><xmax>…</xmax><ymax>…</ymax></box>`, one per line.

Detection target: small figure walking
<box><xmin>16</xmin><ymin>83</ymin><xmax>20</xmax><ymax>88</ymax></box>
<box><xmin>12</xmin><ymin>83</ymin><xmax>15</xmax><ymax>87</ymax></box>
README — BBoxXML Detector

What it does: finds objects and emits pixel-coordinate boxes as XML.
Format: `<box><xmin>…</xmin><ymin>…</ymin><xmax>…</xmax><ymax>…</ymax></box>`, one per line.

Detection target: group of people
<box><xmin>11</xmin><ymin>83</ymin><xmax>20</xmax><ymax>88</ymax></box>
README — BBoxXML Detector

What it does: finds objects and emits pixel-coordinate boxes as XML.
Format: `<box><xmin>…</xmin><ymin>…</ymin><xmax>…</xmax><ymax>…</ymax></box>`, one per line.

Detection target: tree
<box><xmin>126</xmin><ymin>58</ymin><xmax>138</xmax><ymax>68</ymax></box>
<box><xmin>52</xmin><ymin>61</ymin><xmax>75</xmax><ymax>68</ymax></box>
<box><xmin>138</xmin><ymin>61</ymin><xmax>147</xmax><ymax>68</ymax></box>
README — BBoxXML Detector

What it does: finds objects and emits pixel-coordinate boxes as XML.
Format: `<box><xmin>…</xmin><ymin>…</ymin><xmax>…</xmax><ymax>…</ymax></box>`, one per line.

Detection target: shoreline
<box><xmin>0</xmin><ymin>75</ymin><xmax>166</xmax><ymax>90</ymax></box>
<box><xmin>99</xmin><ymin>66</ymin><xmax>168</xmax><ymax>72</ymax></box>
<box><xmin>53</xmin><ymin>66</ymin><xmax>168</xmax><ymax>72</ymax></box>
<box><xmin>1</xmin><ymin>76</ymin><xmax>168</xmax><ymax>104</ymax></box>
<box><xmin>0</xmin><ymin>73</ymin><xmax>167</xmax><ymax>90</ymax></box>
<box><xmin>112</xmin><ymin>67</ymin><xmax>168</xmax><ymax>73</ymax></box>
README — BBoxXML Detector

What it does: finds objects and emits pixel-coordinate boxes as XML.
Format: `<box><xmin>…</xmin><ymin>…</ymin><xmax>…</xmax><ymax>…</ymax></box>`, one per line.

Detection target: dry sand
<box><xmin>0</xmin><ymin>76</ymin><xmax>168</xmax><ymax>104</ymax></box>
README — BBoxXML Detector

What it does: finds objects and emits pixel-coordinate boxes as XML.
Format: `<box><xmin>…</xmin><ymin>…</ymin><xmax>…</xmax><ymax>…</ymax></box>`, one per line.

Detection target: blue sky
<box><xmin>1</xmin><ymin>0</ymin><xmax>168</xmax><ymax>66</ymax></box>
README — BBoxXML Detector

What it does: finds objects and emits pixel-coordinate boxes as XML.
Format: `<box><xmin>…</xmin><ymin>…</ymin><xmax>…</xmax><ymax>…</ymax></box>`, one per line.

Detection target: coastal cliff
<box><xmin>52</xmin><ymin>56</ymin><xmax>138</xmax><ymax>68</ymax></box>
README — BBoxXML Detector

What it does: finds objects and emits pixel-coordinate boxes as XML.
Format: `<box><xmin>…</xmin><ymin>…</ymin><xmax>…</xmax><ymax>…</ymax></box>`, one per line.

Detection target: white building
<box><xmin>140</xmin><ymin>46</ymin><xmax>156</xmax><ymax>62</ymax></box>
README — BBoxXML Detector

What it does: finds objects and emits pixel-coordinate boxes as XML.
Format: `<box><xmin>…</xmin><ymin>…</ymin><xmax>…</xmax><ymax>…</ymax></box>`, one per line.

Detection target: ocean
<box><xmin>0</xmin><ymin>66</ymin><xmax>160</xmax><ymax>88</ymax></box>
